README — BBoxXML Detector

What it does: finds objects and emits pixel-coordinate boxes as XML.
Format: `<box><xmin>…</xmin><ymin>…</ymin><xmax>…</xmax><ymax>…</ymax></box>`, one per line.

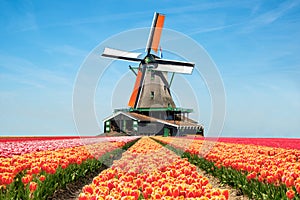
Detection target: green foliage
<box><xmin>99</xmin><ymin>137</ymin><xmax>140</xmax><ymax>167</ymax></box>
<box><xmin>122</xmin><ymin>138</ymin><xmax>140</xmax><ymax>150</ymax></box>
<box><xmin>36</xmin><ymin>159</ymin><xmax>102</xmax><ymax>199</ymax></box>
<box><xmin>150</xmin><ymin>137</ymin><xmax>184</xmax><ymax>155</ymax></box>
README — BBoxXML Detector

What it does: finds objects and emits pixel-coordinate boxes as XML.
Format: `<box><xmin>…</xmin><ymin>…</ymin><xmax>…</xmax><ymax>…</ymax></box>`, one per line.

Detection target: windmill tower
<box><xmin>102</xmin><ymin>13</ymin><xmax>203</xmax><ymax>136</ymax></box>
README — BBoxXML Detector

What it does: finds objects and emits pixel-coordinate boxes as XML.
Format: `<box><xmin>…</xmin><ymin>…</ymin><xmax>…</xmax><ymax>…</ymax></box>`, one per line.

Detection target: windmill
<box><xmin>102</xmin><ymin>12</ymin><xmax>203</xmax><ymax>137</ymax></box>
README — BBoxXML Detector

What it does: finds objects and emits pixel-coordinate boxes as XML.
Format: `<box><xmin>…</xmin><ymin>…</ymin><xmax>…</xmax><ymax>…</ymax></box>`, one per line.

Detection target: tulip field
<box><xmin>78</xmin><ymin>137</ymin><xmax>229</xmax><ymax>200</ymax></box>
<box><xmin>0</xmin><ymin>136</ymin><xmax>139</xmax><ymax>199</ymax></box>
<box><xmin>0</xmin><ymin>136</ymin><xmax>300</xmax><ymax>199</ymax></box>
<box><xmin>153</xmin><ymin>136</ymin><xmax>300</xmax><ymax>200</ymax></box>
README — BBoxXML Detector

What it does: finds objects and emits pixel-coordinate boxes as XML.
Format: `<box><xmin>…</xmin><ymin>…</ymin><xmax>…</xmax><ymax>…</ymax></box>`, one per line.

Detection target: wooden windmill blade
<box><xmin>146</xmin><ymin>12</ymin><xmax>165</xmax><ymax>54</ymax></box>
<box><xmin>128</xmin><ymin>70</ymin><xmax>143</xmax><ymax>108</ymax></box>
<box><xmin>102</xmin><ymin>47</ymin><xmax>142</xmax><ymax>62</ymax></box>
<box><xmin>154</xmin><ymin>58</ymin><xmax>195</xmax><ymax>74</ymax></box>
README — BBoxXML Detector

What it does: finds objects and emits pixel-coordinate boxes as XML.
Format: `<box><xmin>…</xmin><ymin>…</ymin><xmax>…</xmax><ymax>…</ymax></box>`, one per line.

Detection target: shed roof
<box><xmin>103</xmin><ymin>111</ymin><xmax>203</xmax><ymax>129</ymax></box>
<box><xmin>102</xmin><ymin>111</ymin><xmax>137</xmax><ymax>122</ymax></box>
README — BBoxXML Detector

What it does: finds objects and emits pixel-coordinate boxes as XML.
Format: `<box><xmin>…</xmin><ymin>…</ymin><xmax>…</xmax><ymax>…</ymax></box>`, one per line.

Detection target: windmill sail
<box><xmin>128</xmin><ymin>70</ymin><xmax>143</xmax><ymax>108</ymax></box>
<box><xmin>154</xmin><ymin>58</ymin><xmax>194</xmax><ymax>74</ymax></box>
<box><xmin>146</xmin><ymin>13</ymin><xmax>165</xmax><ymax>54</ymax></box>
<box><xmin>102</xmin><ymin>47</ymin><xmax>142</xmax><ymax>62</ymax></box>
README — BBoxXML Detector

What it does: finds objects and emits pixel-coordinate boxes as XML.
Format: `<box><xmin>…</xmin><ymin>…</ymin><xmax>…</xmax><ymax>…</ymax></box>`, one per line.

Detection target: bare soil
<box><xmin>47</xmin><ymin>165</ymin><xmax>107</xmax><ymax>200</ymax></box>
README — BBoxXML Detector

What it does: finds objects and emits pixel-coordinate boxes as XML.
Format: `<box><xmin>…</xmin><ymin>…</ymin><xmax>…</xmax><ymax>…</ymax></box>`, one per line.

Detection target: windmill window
<box><xmin>151</xmin><ymin>71</ymin><xmax>155</xmax><ymax>80</ymax></box>
<box><xmin>150</xmin><ymin>91</ymin><xmax>154</xmax><ymax>99</ymax></box>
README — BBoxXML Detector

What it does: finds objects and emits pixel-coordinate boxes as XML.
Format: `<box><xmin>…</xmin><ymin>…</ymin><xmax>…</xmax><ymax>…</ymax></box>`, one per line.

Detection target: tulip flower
<box><xmin>286</xmin><ymin>189</ymin><xmax>295</xmax><ymax>199</ymax></box>
<box><xmin>29</xmin><ymin>182</ymin><xmax>37</xmax><ymax>193</ymax></box>
<box><xmin>39</xmin><ymin>175</ymin><xmax>46</xmax><ymax>182</ymax></box>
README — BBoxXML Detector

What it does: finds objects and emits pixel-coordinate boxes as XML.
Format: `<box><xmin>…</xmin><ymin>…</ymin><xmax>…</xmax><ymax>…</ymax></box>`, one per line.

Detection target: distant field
<box><xmin>186</xmin><ymin>136</ymin><xmax>300</xmax><ymax>150</ymax></box>
<box><xmin>0</xmin><ymin>135</ymin><xmax>100</xmax><ymax>142</ymax></box>
<box><xmin>1</xmin><ymin>135</ymin><xmax>299</xmax><ymax>149</ymax></box>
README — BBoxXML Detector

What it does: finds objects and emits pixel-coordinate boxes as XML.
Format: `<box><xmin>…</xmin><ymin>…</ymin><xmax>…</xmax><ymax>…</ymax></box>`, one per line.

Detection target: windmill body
<box><xmin>135</xmin><ymin>69</ymin><xmax>175</xmax><ymax>109</ymax></box>
<box><xmin>102</xmin><ymin>13</ymin><xmax>204</xmax><ymax>137</ymax></box>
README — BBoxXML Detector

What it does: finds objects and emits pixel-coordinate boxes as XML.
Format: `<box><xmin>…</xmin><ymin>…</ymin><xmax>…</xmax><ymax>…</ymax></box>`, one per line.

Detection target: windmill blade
<box><xmin>102</xmin><ymin>47</ymin><xmax>142</xmax><ymax>62</ymax></box>
<box><xmin>146</xmin><ymin>12</ymin><xmax>165</xmax><ymax>54</ymax></box>
<box><xmin>128</xmin><ymin>70</ymin><xmax>142</xmax><ymax>107</ymax></box>
<box><xmin>154</xmin><ymin>58</ymin><xmax>195</xmax><ymax>74</ymax></box>
<box><xmin>128</xmin><ymin>66</ymin><xmax>147</xmax><ymax>108</ymax></box>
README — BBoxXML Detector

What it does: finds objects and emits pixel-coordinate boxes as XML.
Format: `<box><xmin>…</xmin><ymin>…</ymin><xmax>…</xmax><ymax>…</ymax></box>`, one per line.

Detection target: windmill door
<box><xmin>163</xmin><ymin>127</ymin><xmax>170</xmax><ymax>137</ymax></box>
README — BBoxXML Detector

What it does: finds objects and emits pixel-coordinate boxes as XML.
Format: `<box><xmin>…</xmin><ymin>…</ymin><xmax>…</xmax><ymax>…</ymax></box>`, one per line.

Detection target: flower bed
<box><xmin>0</xmin><ymin>136</ymin><xmax>139</xmax><ymax>199</ymax></box>
<box><xmin>154</xmin><ymin>136</ymin><xmax>300</xmax><ymax>199</ymax></box>
<box><xmin>0</xmin><ymin>136</ymin><xmax>138</xmax><ymax>158</ymax></box>
<box><xmin>187</xmin><ymin>136</ymin><xmax>300</xmax><ymax>150</ymax></box>
<box><xmin>79</xmin><ymin>137</ymin><xmax>229</xmax><ymax>200</ymax></box>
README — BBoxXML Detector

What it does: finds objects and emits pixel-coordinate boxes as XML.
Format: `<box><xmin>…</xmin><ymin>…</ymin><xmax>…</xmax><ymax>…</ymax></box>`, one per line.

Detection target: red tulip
<box><xmin>143</xmin><ymin>186</ymin><xmax>153</xmax><ymax>198</ymax></box>
<box><xmin>295</xmin><ymin>183</ymin><xmax>300</xmax><ymax>195</ymax></box>
<box><xmin>78</xmin><ymin>193</ymin><xmax>89</xmax><ymax>200</ymax></box>
<box><xmin>221</xmin><ymin>189</ymin><xmax>229</xmax><ymax>200</ymax></box>
<box><xmin>285</xmin><ymin>177</ymin><xmax>295</xmax><ymax>188</ymax></box>
<box><xmin>39</xmin><ymin>175</ymin><xmax>46</xmax><ymax>182</ymax></box>
<box><xmin>131</xmin><ymin>189</ymin><xmax>140</xmax><ymax>199</ymax></box>
<box><xmin>29</xmin><ymin>181</ymin><xmax>37</xmax><ymax>193</ymax></box>
<box><xmin>61</xmin><ymin>162</ymin><xmax>68</xmax><ymax>169</ymax></box>
<box><xmin>22</xmin><ymin>174</ymin><xmax>32</xmax><ymax>185</ymax></box>
<box><xmin>172</xmin><ymin>187</ymin><xmax>179</xmax><ymax>197</ymax></box>
<box><xmin>1</xmin><ymin>175</ymin><xmax>13</xmax><ymax>185</ymax></box>
<box><xmin>82</xmin><ymin>185</ymin><xmax>94</xmax><ymax>195</ymax></box>
<box><xmin>286</xmin><ymin>189</ymin><xmax>295</xmax><ymax>199</ymax></box>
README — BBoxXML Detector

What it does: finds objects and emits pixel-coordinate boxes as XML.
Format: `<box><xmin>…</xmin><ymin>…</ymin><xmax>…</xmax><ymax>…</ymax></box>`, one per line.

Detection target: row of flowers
<box><xmin>0</xmin><ymin>136</ymin><xmax>139</xmax><ymax>199</ymax></box>
<box><xmin>153</xmin><ymin>136</ymin><xmax>300</xmax><ymax>199</ymax></box>
<box><xmin>0</xmin><ymin>136</ymin><xmax>137</xmax><ymax>158</ymax></box>
<box><xmin>187</xmin><ymin>136</ymin><xmax>300</xmax><ymax>150</ymax></box>
<box><xmin>79</xmin><ymin>137</ymin><xmax>229</xmax><ymax>200</ymax></box>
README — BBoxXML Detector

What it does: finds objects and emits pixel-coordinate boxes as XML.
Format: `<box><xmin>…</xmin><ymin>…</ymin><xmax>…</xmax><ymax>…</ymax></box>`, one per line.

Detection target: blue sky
<box><xmin>0</xmin><ymin>0</ymin><xmax>299</xmax><ymax>137</ymax></box>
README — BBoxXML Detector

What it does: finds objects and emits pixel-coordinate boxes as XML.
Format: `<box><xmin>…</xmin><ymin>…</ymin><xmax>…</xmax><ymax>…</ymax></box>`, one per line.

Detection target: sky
<box><xmin>0</xmin><ymin>0</ymin><xmax>299</xmax><ymax>137</ymax></box>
